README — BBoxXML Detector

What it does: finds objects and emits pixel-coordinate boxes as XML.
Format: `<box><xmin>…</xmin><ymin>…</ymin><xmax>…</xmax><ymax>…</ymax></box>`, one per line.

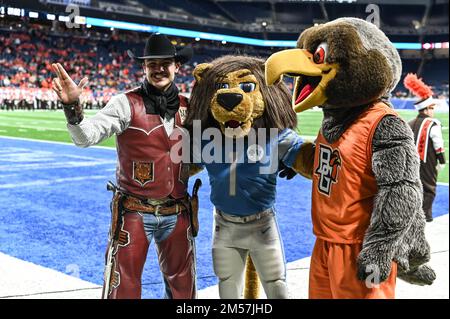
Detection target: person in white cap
<box><xmin>404</xmin><ymin>73</ymin><xmax>446</xmax><ymax>222</ymax></box>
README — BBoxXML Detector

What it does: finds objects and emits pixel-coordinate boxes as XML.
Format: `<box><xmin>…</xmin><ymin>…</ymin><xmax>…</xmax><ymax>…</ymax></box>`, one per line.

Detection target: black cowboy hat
<box><xmin>127</xmin><ymin>33</ymin><xmax>193</xmax><ymax>64</ymax></box>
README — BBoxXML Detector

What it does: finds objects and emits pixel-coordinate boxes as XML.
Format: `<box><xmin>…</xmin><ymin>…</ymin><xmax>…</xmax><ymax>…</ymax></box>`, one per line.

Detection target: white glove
<box><xmin>437</xmin><ymin>163</ymin><xmax>446</xmax><ymax>172</ymax></box>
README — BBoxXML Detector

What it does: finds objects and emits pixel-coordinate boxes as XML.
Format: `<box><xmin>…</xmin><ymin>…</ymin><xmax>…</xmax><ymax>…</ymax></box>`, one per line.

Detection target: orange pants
<box><xmin>309</xmin><ymin>238</ymin><xmax>397</xmax><ymax>299</ymax></box>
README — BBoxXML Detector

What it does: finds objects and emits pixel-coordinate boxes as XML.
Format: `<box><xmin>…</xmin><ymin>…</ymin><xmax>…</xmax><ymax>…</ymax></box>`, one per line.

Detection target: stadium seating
<box><xmin>0</xmin><ymin>16</ymin><xmax>448</xmax><ymax>110</ymax></box>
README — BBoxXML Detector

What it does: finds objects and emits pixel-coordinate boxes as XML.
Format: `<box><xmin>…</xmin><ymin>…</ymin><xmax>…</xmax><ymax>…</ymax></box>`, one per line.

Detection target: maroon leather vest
<box><xmin>116</xmin><ymin>89</ymin><xmax>189</xmax><ymax>199</ymax></box>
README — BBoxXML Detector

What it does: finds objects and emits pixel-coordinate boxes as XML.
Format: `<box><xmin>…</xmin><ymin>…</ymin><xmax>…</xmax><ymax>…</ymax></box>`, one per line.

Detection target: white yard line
<box><xmin>0</xmin><ymin>161</ymin><xmax>116</xmax><ymax>172</ymax></box>
<box><xmin>299</xmin><ymin>135</ymin><xmax>317</xmax><ymax>140</ymax></box>
<box><xmin>0</xmin><ymin>173</ymin><xmax>18</xmax><ymax>178</ymax></box>
<box><xmin>0</xmin><ymin>148</ymin><xmax>113</xmax><ymax>162</ymax></box>
<box><xmin>0</xmin><ymin>213</ymin><xmax>447</xmax><ymax>299</ymax></box>
<box><xmin>0</xmin><ymin>135</ymin><xmax>115</xmax><ymax>150</ymax></box>
<box><xmin>0</xmin><ymin>175</ymin><xmax>111</xmax><ymax>189</ymax></box>
<box><xmin>0</xmin><ymin>123</ymin><xmax>68</xmax><ymax>131</ymax></box>
<box><xmin>0</xmin><ymin>253</ymin><xmax>100</xmax><ymax>299</ymax></box>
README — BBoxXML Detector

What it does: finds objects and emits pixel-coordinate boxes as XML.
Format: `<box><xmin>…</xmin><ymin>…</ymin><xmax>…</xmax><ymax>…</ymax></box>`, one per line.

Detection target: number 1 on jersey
<box><xmin>229</xmin><ymin>152</ymin><xmax>237</xmax><ymax>196</ymax></box>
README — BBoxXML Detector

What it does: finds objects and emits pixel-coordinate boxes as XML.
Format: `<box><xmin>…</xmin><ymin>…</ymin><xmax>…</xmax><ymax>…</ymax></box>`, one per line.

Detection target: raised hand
<box><xmin>51</xmin><ymin>63</ymin><xmax>88</xmax><ymax>105</ymax></box>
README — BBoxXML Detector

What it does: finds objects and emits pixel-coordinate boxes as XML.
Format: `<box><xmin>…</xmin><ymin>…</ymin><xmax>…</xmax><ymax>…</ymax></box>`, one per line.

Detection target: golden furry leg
<box><xmin>244</xmin><ymin>255</ymin><xmax>260</xmax><ymax>299</ymax></box>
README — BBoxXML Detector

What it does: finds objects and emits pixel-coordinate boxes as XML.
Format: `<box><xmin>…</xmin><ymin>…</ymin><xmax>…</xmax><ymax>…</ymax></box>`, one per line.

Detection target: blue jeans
<box><xmin>142</xmin><ymin>212</ymin><xmax>178</xmax><ymax>244</ymax></box>
<box><xmin>141</xmin><ymin>212</ymin><xmax>179</xmax><ymax>298</ymax></box>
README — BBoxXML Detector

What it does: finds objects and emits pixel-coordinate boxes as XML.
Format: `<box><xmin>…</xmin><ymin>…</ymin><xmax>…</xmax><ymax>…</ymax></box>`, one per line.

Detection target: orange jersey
<box><xmin>311</xmin><ymin>102</ymin><xmax>398</xmax><ymax>243</ymax></box>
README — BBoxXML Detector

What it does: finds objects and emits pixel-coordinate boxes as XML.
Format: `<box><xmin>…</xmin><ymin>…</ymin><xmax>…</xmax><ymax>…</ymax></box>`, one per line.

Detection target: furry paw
<box><xmin>394</xmin><ymin>256</ymin><xmax>410</xmax><ymax>273</ymax></box>
<box><xmin>357</xmin><ymin>248</ymin><xmax>392</xmax><ymax>283</ymax></box>
<box><xmin>407</xmin><ymin>235</ymin><xmax>431</xmax><ymax>269</ymax></box>
<box><xmin>278</xmin><ymin>162</ymin><xmax>297</xmax><ymax>180</ymax></box>
<box><xmin>397</xmin><ymin>264</ymin><xmax>436</xmax><ymax>286</ymax></box>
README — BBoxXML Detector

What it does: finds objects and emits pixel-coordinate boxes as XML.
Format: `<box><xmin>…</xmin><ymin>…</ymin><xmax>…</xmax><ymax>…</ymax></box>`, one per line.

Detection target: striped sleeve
<box><xmin>278</xmin><ymin>128</ymin><xmax>304</xmax><ymax>167</ymax></box>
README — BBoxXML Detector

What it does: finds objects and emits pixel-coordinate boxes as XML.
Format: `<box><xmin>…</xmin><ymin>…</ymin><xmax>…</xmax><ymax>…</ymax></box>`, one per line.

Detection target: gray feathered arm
<box><xmin>357</xmin><ymin>115</ymin><xmax>435</xmax><ymax>285</ymax></box>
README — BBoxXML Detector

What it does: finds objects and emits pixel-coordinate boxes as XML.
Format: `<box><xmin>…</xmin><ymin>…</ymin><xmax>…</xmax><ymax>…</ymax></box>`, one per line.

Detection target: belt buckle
<box><xmin>154</xmin><ymin>205</ymin><xmax>162</xmax><ymax>216</ymax></box>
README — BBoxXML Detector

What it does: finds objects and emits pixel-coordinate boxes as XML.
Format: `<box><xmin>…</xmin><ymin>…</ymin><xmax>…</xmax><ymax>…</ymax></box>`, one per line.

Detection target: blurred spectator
<box><xmin>0</xmin><ymin>20</ymin><xmax>197</xmax><ymax>109</ymax></box>
<box><xmin>1</xmin><ymin>18</ymin><xmax>448</xmax><ymax>110</ymax></box>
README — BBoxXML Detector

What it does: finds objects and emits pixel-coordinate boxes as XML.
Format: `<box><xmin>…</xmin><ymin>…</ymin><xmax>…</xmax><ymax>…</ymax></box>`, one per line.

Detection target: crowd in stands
<box><xmin>0</xmin><ymin>19</ymin><xmax>200</xmax><ymax>110</ymax></box>
<box><xmin>0</xmin><ymin>18</ymin><xmax>448</xmax><ymax>111</ymax></box>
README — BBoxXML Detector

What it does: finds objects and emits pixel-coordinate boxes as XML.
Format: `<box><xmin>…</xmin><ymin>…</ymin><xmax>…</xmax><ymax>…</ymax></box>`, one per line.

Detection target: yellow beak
<box><xmin>265</xmin><ymin>49</ymin><xmax>337</xmax><ymax>113</ymax></box>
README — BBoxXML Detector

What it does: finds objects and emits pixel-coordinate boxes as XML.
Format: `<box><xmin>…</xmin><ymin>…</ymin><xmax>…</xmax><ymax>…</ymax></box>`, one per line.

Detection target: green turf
<box><xmin>0</xmin><ymin>109</ymin><xmax>448</xmax><ymax>182</ymax></box>
<box><xmin>0</xmin><ymin>110</ymin><xmax>116</xmax><ymax>148</ymax></box>
<box><xmin>295</xmin><ymin>109</ymin><xmax>449</xmax><ymax>183</ymax></box>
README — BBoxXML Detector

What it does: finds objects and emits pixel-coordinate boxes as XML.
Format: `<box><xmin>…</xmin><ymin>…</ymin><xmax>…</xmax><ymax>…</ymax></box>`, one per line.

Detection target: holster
<box><xmin>181</xmin><ymin>179</ymin><xmax>202</xmax><ymax>237</ymax></box>
<box><xmin>102</xmin><ymin>181</ymin><xmax>127</xmax><ymax>299</ymax></box>
<box><xmin>107</xmin><ymin>181</ymin><xmax>126</xmax><ymax>242</ymax></box>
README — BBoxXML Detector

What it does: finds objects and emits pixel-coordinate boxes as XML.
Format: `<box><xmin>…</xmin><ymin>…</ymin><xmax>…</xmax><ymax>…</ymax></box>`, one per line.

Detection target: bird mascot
<box><xmin>265</xmin><ymin>17</ymin><xmax>435</xmax><ymax>298</ymax></box>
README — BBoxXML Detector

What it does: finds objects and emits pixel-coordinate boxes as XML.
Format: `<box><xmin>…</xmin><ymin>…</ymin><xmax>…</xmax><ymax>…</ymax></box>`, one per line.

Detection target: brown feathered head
<box><xmin>266</xmin><ymin>18</ymin><xmax>402</xmax><ymax>112</ymax></box>
<box><xmin>185</xmin><ymin>55</ymin><xmax>297</xmax><ymax>138</ymax></box>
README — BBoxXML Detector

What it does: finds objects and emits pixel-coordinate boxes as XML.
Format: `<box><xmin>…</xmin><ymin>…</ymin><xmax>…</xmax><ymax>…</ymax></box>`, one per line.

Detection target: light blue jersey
<box><xmin>196</xmin><ymin>129</ymin><xmax>303</xmax><ymax>216</ymax></box>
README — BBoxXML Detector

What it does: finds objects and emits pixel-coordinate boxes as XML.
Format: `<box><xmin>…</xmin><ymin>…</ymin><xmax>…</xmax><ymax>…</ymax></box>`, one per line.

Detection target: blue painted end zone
<box><xmin>0</xmin><ymin>136</ymin><xmax>448</xmax><ymax>298</ymax></box>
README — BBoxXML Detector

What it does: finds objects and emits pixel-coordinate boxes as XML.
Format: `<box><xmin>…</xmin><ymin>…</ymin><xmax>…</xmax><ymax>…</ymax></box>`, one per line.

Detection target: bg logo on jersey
<box><xmin>315</xmin><ymin>144</ymin><xmax>342</xmax><ymax>196</ymax></box>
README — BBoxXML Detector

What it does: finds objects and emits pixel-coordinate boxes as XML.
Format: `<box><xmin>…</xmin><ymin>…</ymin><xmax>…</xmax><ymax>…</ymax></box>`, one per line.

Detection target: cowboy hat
<box><xmin>127</xmin><ymin>33</ymin><xmax>193</xmax><ymax>64</ymax></box>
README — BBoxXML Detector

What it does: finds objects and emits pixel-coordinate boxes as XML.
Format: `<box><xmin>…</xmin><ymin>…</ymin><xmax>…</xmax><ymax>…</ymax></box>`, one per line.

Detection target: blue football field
<box><xmin>0</xmin><ymin>136</ymin><xmax>448</xmax><ymax>298</ymax></box>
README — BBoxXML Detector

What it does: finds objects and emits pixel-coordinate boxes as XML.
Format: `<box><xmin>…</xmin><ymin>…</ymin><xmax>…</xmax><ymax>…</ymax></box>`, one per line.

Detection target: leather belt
<box><xmin>215</xmin><ymin>208</ymin><xmax>274</xmax><ymax>223</ymax></box>
<box><xmin>123</xmin><ymin>197</ymin><xmax>185</xmax><ymax>216</ymax></box>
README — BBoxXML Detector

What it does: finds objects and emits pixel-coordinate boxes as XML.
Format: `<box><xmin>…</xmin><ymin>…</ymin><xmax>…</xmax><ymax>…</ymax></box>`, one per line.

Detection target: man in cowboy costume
<box><xmin>405</xmin><ymin>73</ymin><xmax>446</xmax><ymax>222</ymax></box>
<box><xmin>52</xmin><ymin>33</ymin><xmax>196</xmax><ymax>299</ymax></box>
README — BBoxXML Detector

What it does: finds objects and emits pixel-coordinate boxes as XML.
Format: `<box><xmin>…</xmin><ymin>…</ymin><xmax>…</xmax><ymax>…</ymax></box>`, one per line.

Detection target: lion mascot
<box><xmin>265</xmin><ymin>17</ymin><xmax>436</xmax><ymax>298</ymax></box>
<box><xmin>185</xmin><ymin>55</ymin><xmax>314</xmax><ymax>299</ymax></box>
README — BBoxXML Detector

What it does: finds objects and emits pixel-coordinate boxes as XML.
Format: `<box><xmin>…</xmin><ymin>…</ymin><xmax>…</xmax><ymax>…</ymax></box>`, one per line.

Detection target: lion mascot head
<box><xmin>185</xmin><ymin>55</ymin><xmax>297</xmax><ymax>138</ymax></box>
